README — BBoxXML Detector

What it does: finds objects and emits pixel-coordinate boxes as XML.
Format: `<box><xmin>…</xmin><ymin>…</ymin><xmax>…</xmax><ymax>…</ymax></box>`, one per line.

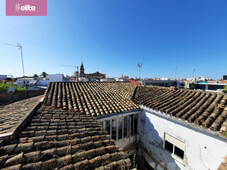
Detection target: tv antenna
<box><xmin>192</xmin><ymin>68</ymin><xmax>195</xmax><ymax>78</ymax></box>
<box><xmin>137</xmin><ymin>63</ymin><xmax>142</xmax><ymax>79</ymax></box>
<box><xmin>4</xmin><ymin>43</ymin><xmax>25</xmax><ymax>77</ymax></box>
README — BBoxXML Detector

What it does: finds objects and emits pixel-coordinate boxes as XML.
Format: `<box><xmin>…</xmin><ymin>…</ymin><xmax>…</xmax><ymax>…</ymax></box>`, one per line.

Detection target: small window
<box><xmin>164</xmin><ymin>140</ymin><xmax>173</xmax><ymax>153</ymax></box>
<box><xmin>164</xmin><ymin>133</ymin><xmax>185</xmax><ymax>162</ymax></box>
<box><xmin>174</xmin><ymin>146</ymin><xmax>184</xmax><ymax>159</ymax></box>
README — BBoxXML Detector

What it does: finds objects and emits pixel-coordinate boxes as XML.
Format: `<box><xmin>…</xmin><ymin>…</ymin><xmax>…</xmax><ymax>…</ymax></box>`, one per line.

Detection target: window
<box><xmin>99</xmin><ymin>113</ymin><xmax>139</xmax><ymax>140</ymax></box>
<box><xmin>164</xmin><ymin>140</ymin><xmax>173</xmax><ymax>153</ymax></box>
<box><xmin>134</xmin><ymin>114</ymin><xmax>138</xmax><ymax>134</ymax></box>
<box><xmin>124</xmin><ymin>116</ymin><xmax>128</xmax><ymax>137</ymax></box>
<box><xmin>112</xmin><ymin>119</ymin><xmax>116</xmax><ymax>140</ymax></box>
<box><xmin>174</xmin><ymin>146</ymin><xmax>184</xmax><ymax>159</ymax></box>
<box><xmin>131</xmin><ymin>114</ymin><xmax>134</xmax><ymax>135</ymax></box>
<box><xmin>164</xmin><ymin>133</ymin><xmax>185</xmax><ymax>163</ymax></box>
<box><xmin>118</xmin><ymin>117</ymin><xmax>123</xmax><ymax>140</ymax></box>
<box><xmin>105</xmin><ymin>120</ymin><xmax>110</xmax><ymax>134</ymax></box>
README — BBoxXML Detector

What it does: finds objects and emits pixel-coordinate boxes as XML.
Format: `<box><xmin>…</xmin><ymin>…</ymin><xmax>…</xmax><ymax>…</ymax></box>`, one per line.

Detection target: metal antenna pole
<box><xmin>193</xmin><ymin>68</ymin><xmax>195</xmax><ymax>78</ymax></box>
<box><xmin>3</xmin><ymin>42</ymin><xmax>25</xmax><ymax>77</ymax></box>
<box><xmin>18</xmin><ymin>44</ymin><xmax>25</xmax><ymax>77</ymax></box>
<box><xmin>137</xmin><ymin>63</ymin><xmax>142</xmax><ymax>80</ymax></box>
<box><xmin>139</xmin><ymin>68</ymin><xmax>141</xmax><ymax>79</ymax></box>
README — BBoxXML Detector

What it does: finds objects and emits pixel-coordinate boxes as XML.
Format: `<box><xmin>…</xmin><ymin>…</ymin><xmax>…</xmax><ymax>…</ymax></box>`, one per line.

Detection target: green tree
<box><xmin>190</xmin><ymin>82</ymin><xmax>196</xmax><ymax>89</ymax></box>
<box><xmin>224</xmin><ymin>85</ymin><xmax>227</xmax><ymax>93</ymax></box>
<box><xmin>40</xmin><ymin>72</ymin><xmax>48</xmax><ymax>78</ymax></box>
<box><xmin>33</xmin><ymin>74</ymin><xmax>39</xmax><ymax>78</ymax></box>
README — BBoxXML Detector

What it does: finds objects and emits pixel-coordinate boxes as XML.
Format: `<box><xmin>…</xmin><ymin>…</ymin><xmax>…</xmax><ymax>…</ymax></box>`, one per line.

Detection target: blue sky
<box><xmin>0</xmin><ymin>0</ymin><xmax>226</xmax><ymax>79</ymax></box>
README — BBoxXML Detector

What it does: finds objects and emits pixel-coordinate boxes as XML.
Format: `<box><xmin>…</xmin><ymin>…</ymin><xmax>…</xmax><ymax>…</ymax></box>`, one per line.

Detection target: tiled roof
<box><xmin>133</xmin><ymin>86</ymin><xmax>227</xmax><ymax>133</ymax></box>
<box><xmin>0</xmin><ymin>95</ymin><xmax>43</xmax><ymax>134</ymax></box>
<box><xmin>44</xmin><ymin>82</ymin><xmax>139</xmax><ymax>116</ymax></box>
<box><xmin>0</xmin><ymin>108</ymin><xmax>131</xmax><ymax>169</ymax></box>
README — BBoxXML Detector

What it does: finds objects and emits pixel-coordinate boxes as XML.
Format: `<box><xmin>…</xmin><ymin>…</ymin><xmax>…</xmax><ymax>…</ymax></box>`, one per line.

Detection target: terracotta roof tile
<box><xmin>44</xmin><ymin>82</ymin><xmax>139</xmax><ymax>115</ymax></box>
<box><xmin>0</xmin><ymin>109</ymin><xmax>130</xmax><ymax>169</ymax></box>
<box><xmin>0</xmin><ymin>95</ymin><xmax>43</xmax><ymax>134</ymax></box>
<box><xmin>133</xmin><ymin>86</ymin><xmax>227</xmax><ymax>133</ymax></box>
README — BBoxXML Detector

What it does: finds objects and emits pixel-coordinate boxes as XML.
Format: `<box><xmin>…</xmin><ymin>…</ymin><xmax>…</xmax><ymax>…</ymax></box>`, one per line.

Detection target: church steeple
<box><xmin>80</xmin><ymin>62</ymin><xmax>85</xmax><ymax>77</ymax></box>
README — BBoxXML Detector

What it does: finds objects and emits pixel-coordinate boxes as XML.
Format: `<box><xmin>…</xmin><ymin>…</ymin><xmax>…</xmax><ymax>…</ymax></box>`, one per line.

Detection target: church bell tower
<box><xmin>80</xmin><ymin>62</ymin><xmax>85</xmax><ymax>77</ymax></box>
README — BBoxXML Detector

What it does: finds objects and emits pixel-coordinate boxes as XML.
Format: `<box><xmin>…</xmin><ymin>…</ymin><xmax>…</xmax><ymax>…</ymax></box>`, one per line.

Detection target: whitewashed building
<box><xmin>37</xmin><ymin>74</ymin><xmax>65</xmax><ymax>86</ymax></box>
<box><xmin>14</xmin><ymin>77</ymin><xmax>35</xmax><ymax>85</ymax></box>
<box><xmin>137</xmin><ymin>107</ymin><xmax>227</xmax><ymax>170</ymax></box>
<box><xmin>134</xmin><ymin>86</ymin><xmax>227</xmax><ymax>170</ymax></box>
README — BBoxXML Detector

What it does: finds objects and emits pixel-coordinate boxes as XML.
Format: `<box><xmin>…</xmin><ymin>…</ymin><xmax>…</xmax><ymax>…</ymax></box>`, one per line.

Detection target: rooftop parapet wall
<box><xmin>0</xmin><ymin>90</ymin><xmax>45</xmax><ymax>106</ymax></box>
<box><xmin>0</xmin><ymin>95</ymin><xmax>44</xmax><ymax>135</ymax></box>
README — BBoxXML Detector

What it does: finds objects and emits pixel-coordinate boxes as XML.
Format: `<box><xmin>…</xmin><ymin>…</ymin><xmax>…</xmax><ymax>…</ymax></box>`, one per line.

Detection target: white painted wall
<box><xmin>78</xmin><ymin>77</ymin><xmax>88</xmax><ymax>82</ymax></box>
<box><xmin>138</xmin><ymin>106</ymin><xmax>227</xmax><ymax>170</ymax></box>
<box><xmin>36</xmin><ymin>80</ymin><xmax>49</xmax><ymax>87</ymax></box>
<box><xmin>46</xmin><ymin>74</ymin><xmax>64</xmax><ymax>82</ymax></box>
<box><xmin>15</xmin><ymin>78</ymin><xmax>34</xmax><ymax>85</ymax></box>
<box><xmin>36</xmin><ymin>74</ymin><xmax>64</xmax><ymax>86</ymax></box>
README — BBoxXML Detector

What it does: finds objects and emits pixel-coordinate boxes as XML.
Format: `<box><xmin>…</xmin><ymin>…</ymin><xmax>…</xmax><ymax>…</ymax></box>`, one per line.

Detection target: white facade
<box><xmin>78</xmin><ymin>77</ymin><xmax>88</xmax><ymax>82</ymax></box>
<box><xmin>138</xmin><ymin>106</ymin><xmax>227</xmax><ymax>170</ymax></box>
<box><xmin>46</xmin><ymin>74</ymin><xmax>64</xmax><ymax>82</ymax></box>
<box><xmin>15</xmin><ymin>78</ymin><xmax>35</xmax><ymax>85</ymax></box>
<box><xmin>186</xmin><ymin>76</ymin><xmax>206</xmax><ymax>82</ymax></box>
<box><xmin>37</xmin><ymin>74</ymin><xmax>65</xmax><ymax>87</ymax></box>
<box><xmin>160</xmin><ymin>77</ymin><xmax>170</xmax><ymax>80</ymax></box>
<box><xmin>115</xmin><ymin>77</ymin><xmax>125</xmax><ymax>82</ymax></box>
<box><xmin>100</xmin><ymin>79</ymin><xmax>107</xmax><ymax>82</ymax></box>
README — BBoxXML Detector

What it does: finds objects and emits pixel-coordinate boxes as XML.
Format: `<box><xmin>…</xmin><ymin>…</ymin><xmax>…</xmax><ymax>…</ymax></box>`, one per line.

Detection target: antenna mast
<box><xmin>4</xmin><ymin>42</ymin><xmax>25</xmax><ymax>77</ymax></box>
<box><xmin>18</xmin><ymin>43</ymin><xmax>25</xmax><ymax>77</ymax></box>
<box><xmin>137</xmin><ymin>63</ymin><xmax>142</xmax><ymax>80</ymax></box>
<box><xmin>192</xmin><ymin>68</ymin><xmax>195</xmax><ymax>79</ymax></box>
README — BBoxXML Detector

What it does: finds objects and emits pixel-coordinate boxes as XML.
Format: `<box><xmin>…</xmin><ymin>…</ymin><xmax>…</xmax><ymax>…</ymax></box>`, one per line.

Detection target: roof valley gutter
<box><xmin>131</xmin><ymin>86</ymin><xmax>138</xmax><ymax>100</ymax></box>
